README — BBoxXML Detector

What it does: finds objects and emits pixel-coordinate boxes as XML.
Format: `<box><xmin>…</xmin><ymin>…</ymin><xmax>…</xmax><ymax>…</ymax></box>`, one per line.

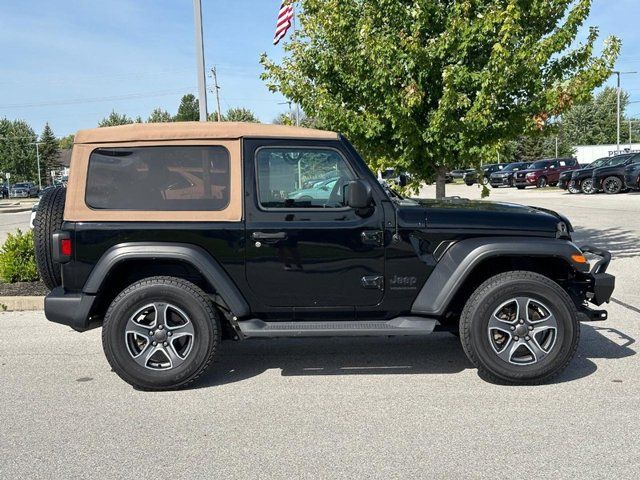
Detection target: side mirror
<box><xmin>398</xmin><ymin>173</ymin><xmax>408</xmax><ymax>187</ymax></box>
<box><xmin>346</xmin><ymin>179</ymin><xmax>372</xmax><ymax>209</ymax></box>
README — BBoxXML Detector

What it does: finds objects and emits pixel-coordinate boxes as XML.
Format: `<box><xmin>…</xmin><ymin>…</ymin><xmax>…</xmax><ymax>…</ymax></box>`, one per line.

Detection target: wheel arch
<box><xmin>84</xmin><ymin>243</ymin><xmax>250</xmax><ymax>319</ymax></box>
<box><xmin>411</xmin><ymin>237</ymin><xmax>586</xmax><ymax>320</ymax></box>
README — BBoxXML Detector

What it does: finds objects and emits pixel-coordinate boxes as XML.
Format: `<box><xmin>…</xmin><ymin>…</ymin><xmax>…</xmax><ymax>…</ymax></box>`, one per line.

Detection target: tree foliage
<box><xmin>98</xmin><ymin>110</ymin><xmax>134</xmax><ymax>127</ymax></box>
<box><xmin>174</xmin><ymin>94</ymin><xmax>200</xmax><ymax>122</ymax></box>
<box><xmin>0</xmin><ymin>118</ymin><xmax>38</xmax><ymax>182</ymax></box>
<box><xmin>219</xmin><ymin>107</ymin><xmax>260</xmax><ymax>123</ymax></box>
<box><xmin>562</xmin><ymin>86</ymin><xmax>629</xmax><ymax>145</ymax></box>
<box><xmin>39</xmin><ymin>123</ymin><xmax>60</xmax><ymax>186</ymax></box>
<box><xmin>58</xmin><ymin>134</ymin><xmax>75</xmax><ymax>150</ymax></box>
<box><xmin>261</xmin><ymin>0</ymin><xmax>620</xmax><ymax>196</ymax></box>
<box><xmin>147</xmin><ymin>108</ymin><xmax>173</xmax><ymax>123</ymax></box>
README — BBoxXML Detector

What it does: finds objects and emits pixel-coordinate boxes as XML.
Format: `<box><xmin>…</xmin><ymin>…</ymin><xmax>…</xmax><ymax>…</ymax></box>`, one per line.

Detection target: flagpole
<box><xmin>292</xmin><ymin>4</ymin><xmax>300</xmax><ymax>126</ymax></box>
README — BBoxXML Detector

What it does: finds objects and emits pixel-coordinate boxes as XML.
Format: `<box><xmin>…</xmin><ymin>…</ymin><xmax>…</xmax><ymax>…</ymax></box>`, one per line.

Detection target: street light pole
<box><xmin>192</xmin><ymin>0</ymin><xmax>208</xmax><ymax>122</ymax></box>
<box><xmin>34</xmin><ymin>142</ymin><xmax>42</xmax><ymax>190</ymax></box>
<box><xmin>613</xmin><ymin>70</ymin><xmax>637</xmax><ymax>153</ymax></box>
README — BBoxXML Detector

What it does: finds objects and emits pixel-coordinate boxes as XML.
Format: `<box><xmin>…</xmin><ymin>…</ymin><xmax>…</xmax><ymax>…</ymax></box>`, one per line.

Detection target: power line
<box><xmin>0</xmin><ymin>88</ymin><xmax>196</xmax><ymax>109</ymax></box>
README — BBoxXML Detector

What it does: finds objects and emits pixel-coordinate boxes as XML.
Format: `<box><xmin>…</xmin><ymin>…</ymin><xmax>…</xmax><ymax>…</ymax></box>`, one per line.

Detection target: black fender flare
<box><xmin>83</xmin><ymin>242</ymin><xmax>250</xmax><ymax>317</ymax></box>
<box><xmin>411</xmin><ymin>237</ymin><xmax>587</xmax><ymax>317</ymax></box>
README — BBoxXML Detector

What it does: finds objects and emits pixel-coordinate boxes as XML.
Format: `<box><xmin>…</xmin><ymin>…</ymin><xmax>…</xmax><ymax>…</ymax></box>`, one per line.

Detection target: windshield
<box><xmin>529</xmin><ymin>161</ymin><xmax>549</xmax><ymax>169</ymax></box>
<box><xmin>588</xmin><ymin>158</ymin><xmax>608</xmax><ymax>168</ymax></box>
<box><xmin>503</xmin><ymin>163</ymin><xmax>526</xmax><ymax>171</ymax></box>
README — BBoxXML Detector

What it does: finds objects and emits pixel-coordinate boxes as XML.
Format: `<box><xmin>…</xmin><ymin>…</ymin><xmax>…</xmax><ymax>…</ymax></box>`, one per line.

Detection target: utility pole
<box><xmin>555</xmin><ymin>136</ymin><xmax>559</xmax><ymax>158</ymax></box>
<box><xmin>613</xmin><ymin>70</ymin><xmax>637</xmax><ymax>153</ymax></box>
<box><xmin>30</xmin><ymin>141</ymin><xmax>42</xmax><ymax>190</ymax></box>
<box><xmin>210</xmin><ymin>67</ymin><xmax>223</xmax><ymax>122</ymax></box>
<box><xmin>278</xmin><ymin>101</ymin><xmax>293</xmax><ymax>124</ymax></box>
<box><xmin>192</xmin><ymin>0</ymin><xmax>208</xmax><ymax>121</ymax></box>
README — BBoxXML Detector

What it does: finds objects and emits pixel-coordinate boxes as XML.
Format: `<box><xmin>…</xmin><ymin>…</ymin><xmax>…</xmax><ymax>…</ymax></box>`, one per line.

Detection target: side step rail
<box><xmin>237</xmin><ymin>317</ymin><xmax>439</xmax><ymax>338</ymax></box>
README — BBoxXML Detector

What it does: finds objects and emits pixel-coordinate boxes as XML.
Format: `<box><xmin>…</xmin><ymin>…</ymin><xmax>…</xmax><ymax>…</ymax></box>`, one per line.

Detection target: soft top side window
<box><xmin>255</xmin><ymin>147</ymin><xmax>356</xmax><ymax>209</ymax></box>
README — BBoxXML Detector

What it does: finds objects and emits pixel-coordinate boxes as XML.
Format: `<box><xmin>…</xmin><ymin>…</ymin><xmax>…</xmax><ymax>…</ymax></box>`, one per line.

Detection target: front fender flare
<box><xmin>411</xmin><ymin>237</ymin><xmax>586</xmax><ymax>317</ymax></box>
<box><xmin>83</xmin><ymin>242</ymin><xmax>250</xmax><ymax>317</ymax></box>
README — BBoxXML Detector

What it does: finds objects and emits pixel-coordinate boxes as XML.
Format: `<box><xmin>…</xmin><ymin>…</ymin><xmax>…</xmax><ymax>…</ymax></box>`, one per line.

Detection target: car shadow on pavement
<box><xmin>552</xmin><ymin>324</ymin><xmax>636</xmax><ymax>384</ymax></box>
<box><xmin>195</xmin><ymin>333</ymin><xmax>473</xmax><ymax>388</ymax></box>
<box><xmin>572</xmin><ymin>226</ymin><xmax>640</xmax><ymax>259</ymax></box>
<box><xmin>193</xmin><ymin>325</ymin><xmax>636</xmax><ymax>388</ymax></box>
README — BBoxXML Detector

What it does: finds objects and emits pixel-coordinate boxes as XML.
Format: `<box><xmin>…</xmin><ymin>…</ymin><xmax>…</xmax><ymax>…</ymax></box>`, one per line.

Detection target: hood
<box><xmin>571</xmin><ymin>167</ymin><xmax>597</xmax><ymax>177</ymax></box>
<box><xmin>402</xmin><ymin>197</ymin><xmax>568</xmax><ymax>234</ymax></box>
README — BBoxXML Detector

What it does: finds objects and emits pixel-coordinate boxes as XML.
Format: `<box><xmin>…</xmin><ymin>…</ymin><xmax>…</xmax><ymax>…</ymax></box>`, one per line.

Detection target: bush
<box><xmin>0</xmin><ymin>229</ymin><xmax>39</xmax><ymax>283</ymax></box>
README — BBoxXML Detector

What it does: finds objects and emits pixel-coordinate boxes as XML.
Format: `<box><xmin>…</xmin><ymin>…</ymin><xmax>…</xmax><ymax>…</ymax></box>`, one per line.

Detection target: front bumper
<box><xmin>44</xmin><ymin>287</ymin><xmax>97</xmax><ymax>332</ymax></box>
<box><xmin>10</xmin><ymin>191</ymin><xmax>28</xmax><ymax>198</ymax></box>
<box><xmin>580</xmin><ymin>245</ymin><xmax>615</xmax><ymax>307</ymax></box>
<box><xmin>490</xmin><ymin>176</ymin><xmax>511</xmax><ymax>187</ymax></box>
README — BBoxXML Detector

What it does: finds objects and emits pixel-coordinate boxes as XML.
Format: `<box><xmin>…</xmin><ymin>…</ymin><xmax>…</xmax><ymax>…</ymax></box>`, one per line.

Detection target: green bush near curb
<box><xmin>0</xmin><ymin>230</ymin><xmax>39</xmax><ymax>283</ymax></box>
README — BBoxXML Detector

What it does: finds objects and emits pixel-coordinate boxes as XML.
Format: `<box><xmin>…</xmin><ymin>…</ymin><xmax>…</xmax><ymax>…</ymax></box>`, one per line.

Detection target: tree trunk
<box><xmin>435</xmin><ymin>167</ymin><xmax>447</xmax><ymax>199</ymax></box>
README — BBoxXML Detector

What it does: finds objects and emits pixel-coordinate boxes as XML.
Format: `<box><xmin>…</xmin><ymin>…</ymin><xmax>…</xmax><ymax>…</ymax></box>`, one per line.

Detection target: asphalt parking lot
<box><xmin>1</xmin><ymin>185</ymin><xmax>639</xmax><ymax>479</ymax></box>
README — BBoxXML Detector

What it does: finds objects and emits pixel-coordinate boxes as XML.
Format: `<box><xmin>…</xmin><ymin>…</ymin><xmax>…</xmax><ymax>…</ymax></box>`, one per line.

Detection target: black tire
<box><xmin>33</xmin><ymin>186</ymin><xmax>66</xmax><ymax>290</ymax></box>
<box><xmin>581</xmin><ymin>178</ymin><xmax>597</xmax><ymax>194</ymax></box>
<box><xmin>567</xmin><ymin>184</ymin><xmax>581</xmax><ymax>194</ymax></box>
<box><xmin>536</xmin><ymin>176</ymin><xmax>548</xmax><ymax>188</ymax></box>
<box><xmin>102</xmin><ymin>276</ymin><xmax>220</xmax><ymax>391</ymax></box>
<box><xmin>459</xmin><ymin>271</ymin><xmax>579</xmax><ymax>385</ymax></box>
<box><xmin>602</xmin><ymin>176</ymin><xmax>623</xmax><ymax>194</ymax></box>
<box><xmin>509</xmin><ymin>177</ymin><xmax>515</xmax><ymax>187</ymax></box>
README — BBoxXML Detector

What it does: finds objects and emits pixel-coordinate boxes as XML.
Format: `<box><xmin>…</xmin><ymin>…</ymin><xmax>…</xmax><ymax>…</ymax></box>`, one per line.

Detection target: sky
<box><xmin>1</xmin><ymin>0</ymin><xmax>640</xmax><ymax>137</ymax></box>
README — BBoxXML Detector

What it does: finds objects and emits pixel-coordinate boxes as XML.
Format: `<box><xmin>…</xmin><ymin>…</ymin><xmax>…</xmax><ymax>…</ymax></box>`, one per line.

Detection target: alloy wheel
<box><xmin>125</xmin><ymin>302</ymin><xmax>195</xmax><ymax>370</ymax></box>
<box><xmin>487</xmin><ymin>297</ymin><xmax>558</xmax><ymax>365</ymax></box>
<box><xmin>603</xmin><ymin>176</ymin><xmax>622</xmax><ymax>194</ymax></box>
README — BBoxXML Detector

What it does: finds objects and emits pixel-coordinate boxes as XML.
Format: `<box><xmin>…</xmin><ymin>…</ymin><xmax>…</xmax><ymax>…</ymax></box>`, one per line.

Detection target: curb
<box><xmin>0</xmin><ymin>296</ymin><xmax>45</xmax><ymax>311</ymax></box>
<box><xmin>0</xmin><ymin>207</ymin><xmax>33</xmax><ymax>214</ymax></box>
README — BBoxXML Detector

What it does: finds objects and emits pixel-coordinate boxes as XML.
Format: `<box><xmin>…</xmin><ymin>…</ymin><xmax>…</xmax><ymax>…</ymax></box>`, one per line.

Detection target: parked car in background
<box><xmin>514</xmin><ymin>158</ymin><xmax>578</xmax><ymax>189</ymax></box>
<box><xmin>624</xmin><ymin>159</ymin><xmax>640</xmax><ymax>191</ymax></box>
<box><xmin>10</xmin><ymin>182</ymin><xmax>39</xmax><ymax>198</ymax></box>
<box><xmin>30</xmin><ymin>202</ymin><xmax>39</xmax><ymax>229</ymax></box>
<box><xmin>569</xmin><ymin>155</ymin><xmax>632</xmax><ymax>194</ymax></box>
<box><xmin>448</xmin><ymin>169</ymin><xmax>474</xmax><ymax>179</ymax></box>
<box><xmin>489</xmin><ymin>162</ymin><xmax>531</xmax><ymax>188</ymax></box>
<box><xmin>591</xmin><ymin>152</ymin><xmax>640</xmax><ymax>194</ymax></box>
<box><xmin>287</xmin><ymin>177</ymin><xmax>340</xmax><ymax>206</ymax></box>
<box><xmin>463</xmin><ymin>163</ymin><xmax>510</xmax><ymax>186</ymax></box>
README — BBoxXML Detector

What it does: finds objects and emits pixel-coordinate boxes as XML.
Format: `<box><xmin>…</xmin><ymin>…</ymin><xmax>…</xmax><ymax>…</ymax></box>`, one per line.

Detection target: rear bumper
<box><xmin>44</xmin><ymin>287</ymin><xmax>97</xmax><ymax>332</ymax></box>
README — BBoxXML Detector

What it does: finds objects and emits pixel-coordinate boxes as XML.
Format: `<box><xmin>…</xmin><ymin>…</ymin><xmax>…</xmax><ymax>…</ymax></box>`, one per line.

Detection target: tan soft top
<box><xmin>74</xmin><ymin>122</ymin><xmax>339</xmax><ymax>144</ymax></box>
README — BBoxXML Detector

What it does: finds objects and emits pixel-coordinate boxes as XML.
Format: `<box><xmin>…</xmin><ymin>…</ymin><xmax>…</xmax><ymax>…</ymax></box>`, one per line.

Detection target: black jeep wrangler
<box><xmin>34</xmin><ymin>123</ymin><xmax>615</xmax><ymax>390</ymax></box>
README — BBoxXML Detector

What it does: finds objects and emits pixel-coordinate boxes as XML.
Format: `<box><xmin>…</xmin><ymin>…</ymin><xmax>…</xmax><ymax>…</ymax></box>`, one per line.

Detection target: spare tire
<box><xmin>34</xmin><ymin>186</ymin><xmax>66</xmax><ymax>290</ymax></box>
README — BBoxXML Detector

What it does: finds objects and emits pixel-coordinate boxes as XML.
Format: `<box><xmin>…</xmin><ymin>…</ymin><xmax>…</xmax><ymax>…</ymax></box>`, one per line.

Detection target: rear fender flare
<box><xmin>83</xmin><ymin>242</ymin><xmax>250</xmax><ymax>317</ymax></box>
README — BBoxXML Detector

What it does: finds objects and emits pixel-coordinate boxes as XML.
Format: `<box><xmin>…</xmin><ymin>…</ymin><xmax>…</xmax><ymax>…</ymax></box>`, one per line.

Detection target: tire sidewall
<box><xmin>103</xmin><ymin>281</ymin><xmax>218</xmax><ymax>389</ymax></box>
<box><xmin>463</xmin><ymin>276</ymin><xmax>578</xmax><ymax>382</ymax></box>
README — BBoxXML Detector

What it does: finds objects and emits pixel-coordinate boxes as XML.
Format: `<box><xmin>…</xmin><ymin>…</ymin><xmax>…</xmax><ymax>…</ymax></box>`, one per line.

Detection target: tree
<box><xmin>218</xmin><ymin>107</ymin><xmax>260</xmax><ymax>123</ymax></box>
<box><xmin>99</xmin><ymin>110</ymin><xmax>134</xmax><ymax>127</ymax></box>
<box><xmin>261</xmin><ymin>1</ymin><xmax>620</xmax><ymax>198</ymax></box>
<box><xmin>58</xmin><ymin>134</ymin><xmax>75</xmax><ymax>150</ymax></box>
<box><xmin>0</xmin><ymin>118</ymin><xmax>38</xmax><ymax>181</ymax></box>
<box><xmin>39</xmin><ymin>123</ymin><xmax>60</xmax><ymax>186</ymax></box>
<box><xmin>562</xmin><ymin>87</ymin><xmax>629</xmax><ymax>145</ymax></box>
<box><xmin>174</xmin><ymin>94</ymin><xmax>200</xmax><ymax>122</ymax></box>
<box><xmin>147</xmin><ymin>108</ymin><xmax>173</xmax><ymax>123</ymax></box>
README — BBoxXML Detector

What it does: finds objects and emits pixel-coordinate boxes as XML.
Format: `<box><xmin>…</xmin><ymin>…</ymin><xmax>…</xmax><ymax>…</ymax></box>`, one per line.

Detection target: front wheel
<box><xmin>603</xmin><ymin>176</ymin><xmax>623</xmax><ymax>194</ymax></box>
<box><xmin>459</xmin><ymin>271</ymin><xmax>579</xmax><ymax>385</ymax></box>
<box><xmin>102</xmin><ymin>276</ymin><xmax>220</xmax><ymax>390</ymax></box>
<box><xmin>536</xmin><ymin>176</ymin><xmax>548</xmax><ymax>188</ymax></box>
<box><xmin>567</xmin><ymin>184</ymin><xmax>581</xmax><ymax>194</ymax></box>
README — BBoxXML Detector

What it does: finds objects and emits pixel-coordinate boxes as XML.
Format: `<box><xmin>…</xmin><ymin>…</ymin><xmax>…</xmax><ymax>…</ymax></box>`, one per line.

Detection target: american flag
<box><xmin>273</xmin><ymin>0</ymin><xmax>294</xmax><ymax>45</ymax></box>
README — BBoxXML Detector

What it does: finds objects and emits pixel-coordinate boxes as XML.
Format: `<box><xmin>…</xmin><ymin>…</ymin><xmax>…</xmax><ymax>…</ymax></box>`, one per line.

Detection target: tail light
<box><xmin>52</xmin><ymin>232</ymin><xmax>72</xmax><ymax>263</ymax></box>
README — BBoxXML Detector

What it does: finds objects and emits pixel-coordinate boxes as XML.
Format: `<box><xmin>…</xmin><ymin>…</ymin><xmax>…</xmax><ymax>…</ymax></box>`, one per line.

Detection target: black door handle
<box><xmin>252</xmin><ymin>232</ymin><xmax>287</xmax><ymax>240</ymax></box>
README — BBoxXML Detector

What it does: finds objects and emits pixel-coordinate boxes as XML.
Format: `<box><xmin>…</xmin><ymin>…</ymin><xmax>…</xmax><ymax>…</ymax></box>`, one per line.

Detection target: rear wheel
<box><xmin>102</xmin><ymin>276</ymin><xmax>220</xmax><ymax>390</ymax></box>
<box><xmin>459</xmin><ymin>271</ymin><xmax>579</xmax><ymax>385</ymax></box>
<box><xmin>33</xmin><ymin>186</ymin><xmax>66</xmax><ymax>290</ymax></box>
<box><xmin>603</xmin><ymin>176</ymin><xmax>623</xmax><ymax>194</ymax></box>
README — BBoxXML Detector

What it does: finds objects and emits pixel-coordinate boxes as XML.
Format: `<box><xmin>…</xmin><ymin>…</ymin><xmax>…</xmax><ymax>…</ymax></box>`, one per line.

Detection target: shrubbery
<box><xmin>0</xmin><ymin>229</ymin><xmax>39</xmax><ymax>283</ymax></box>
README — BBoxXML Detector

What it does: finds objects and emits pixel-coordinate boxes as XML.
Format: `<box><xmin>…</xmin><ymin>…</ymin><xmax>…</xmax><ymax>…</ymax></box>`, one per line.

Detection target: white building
<box><xmin>573</xmin><ymin>143</ymin><xmax>640</xmax><ymax>164</ymax></box>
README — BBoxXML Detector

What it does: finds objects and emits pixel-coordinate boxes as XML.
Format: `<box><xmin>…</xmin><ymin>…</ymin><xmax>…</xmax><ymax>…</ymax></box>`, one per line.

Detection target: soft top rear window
<box><xmin>85</xmin><ymin>146</ymin><xmax>230</xmax><ymax>211</ymax></box>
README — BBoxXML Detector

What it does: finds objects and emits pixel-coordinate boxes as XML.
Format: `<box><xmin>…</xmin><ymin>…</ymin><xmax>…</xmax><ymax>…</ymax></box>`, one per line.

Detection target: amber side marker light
<box><xmin>571</xmin><ymin>254</ymin><xmax>588</xmax><ymax>264</ymax></box>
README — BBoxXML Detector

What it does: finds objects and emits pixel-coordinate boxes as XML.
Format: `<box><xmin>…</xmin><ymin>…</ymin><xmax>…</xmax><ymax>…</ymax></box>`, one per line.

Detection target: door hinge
<box><xmin>361</xmin><ymin>275</ymin><xmax>384</xmax><ymax>290</ymax></box>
